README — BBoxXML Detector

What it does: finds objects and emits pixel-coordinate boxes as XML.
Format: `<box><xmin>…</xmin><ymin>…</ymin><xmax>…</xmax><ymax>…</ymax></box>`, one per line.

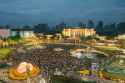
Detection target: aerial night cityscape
<box><xmin>0</xmin><ymin>0</ymin><xmax>125</xmax><ymax>83</ymax></box>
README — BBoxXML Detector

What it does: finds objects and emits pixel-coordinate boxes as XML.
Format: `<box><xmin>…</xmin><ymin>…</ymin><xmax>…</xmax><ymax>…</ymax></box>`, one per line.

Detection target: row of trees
<box><xmin>2</xmin><ymin>20</ymin><xmax>125</xmax><ymax>36</ymax></box>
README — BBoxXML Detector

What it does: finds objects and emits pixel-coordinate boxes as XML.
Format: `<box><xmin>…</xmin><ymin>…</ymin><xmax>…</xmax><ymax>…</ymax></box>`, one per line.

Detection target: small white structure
<box><xmin>53</xmin><ymin>48</ymin><xmax>64</xmax><ymax>52</ymax></box>
<box><xmin>74</xmin><ymin>52</ymin><xmax>84</xmax><ymax>59</ymax></box>
<box><xmin>54</xmin><ymin>68</ymin><xmax>63</xmax><ymax>76</ymax></box>
<box><xmin>39</xmin><ymin>78</ymin><xmax>46</xmax><ymax>83</ymax></box>
<box><xmin>70</xmin><ymin>49</ymin><xmax>96</xmax><ymax>59</ymax></box>
<box><xmin>11</xmin><ymin>28</ymin><xmax>35</xmax><ymax>38</ymax></box>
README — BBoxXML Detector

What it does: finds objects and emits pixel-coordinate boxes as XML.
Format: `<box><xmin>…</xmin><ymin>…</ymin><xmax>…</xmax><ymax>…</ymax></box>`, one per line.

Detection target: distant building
<box><xmin>62</xmin><ymin>28</ymin><xmax>96</xmax><ymax>38</ymax></box>
<box><xmin>11</xmin><ymin>28</ymin><xmax>35</xmax><ymax>38</ymax></box>
<box><xmin>0</xmin><ymin>28</ymin><xmax>11</xmax><ymax>38</ymax></box>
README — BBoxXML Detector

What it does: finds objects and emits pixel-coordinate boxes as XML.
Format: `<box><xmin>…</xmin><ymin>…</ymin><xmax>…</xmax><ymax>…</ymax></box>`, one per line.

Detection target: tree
<box><xmin>80</xmin><ymin>36</ymin><xmax>86</xmax><ymax>41</ymax></box>
<box><xmin>87</xmin><ymin>20</ymin><xmax>94</xmax><ymax>28</ymax></box>
<box><xmin>84</xmin><ymin>57</ymin><xmax>92</xmax><ymax>69</ymax></box>
<box><xmin>80</xmin><ymin>36</ymin><xmax>95</xmax><ymax>42</ymax></box>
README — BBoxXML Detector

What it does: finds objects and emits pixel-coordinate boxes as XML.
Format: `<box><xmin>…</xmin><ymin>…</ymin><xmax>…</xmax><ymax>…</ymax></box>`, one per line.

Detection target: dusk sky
<box><xmin>0</xmin><ymin>0</ymin><xmax>125</xmax><ymax>25</ymax></box>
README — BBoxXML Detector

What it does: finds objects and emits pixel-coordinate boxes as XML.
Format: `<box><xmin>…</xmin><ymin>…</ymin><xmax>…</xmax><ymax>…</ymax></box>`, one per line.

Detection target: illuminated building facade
<box><xmin>62</xmin><ymin>28</ymin><xmax>96</xmax><ymax>38</ymax></box>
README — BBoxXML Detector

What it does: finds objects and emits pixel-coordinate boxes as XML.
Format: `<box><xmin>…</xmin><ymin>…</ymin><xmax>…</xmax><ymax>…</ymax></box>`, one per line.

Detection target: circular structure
<box><xmin>9</xmin><ymin>62</ymin><xmax>40</xmax><ymax>80</ymax></box>
<box><xmin>70</xmin><ymin>49</ymin><xmax>106</xmax><ymax>59</ymax></box>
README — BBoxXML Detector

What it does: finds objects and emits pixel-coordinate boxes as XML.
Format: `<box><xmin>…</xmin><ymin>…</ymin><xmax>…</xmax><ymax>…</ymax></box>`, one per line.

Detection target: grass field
<box><xmin>0</xmin><ymin>48</ymin><xmax>12</xmax><ymax>59</ymax></box>
<box><xmin>95</xmin><ymin>46</ymin><xmax>118</xmax><ymax>54</ymax></box>
<box><xmin>103</xmin><ymin>59</ymin><xmax>125</xmax><ymax>80</ymax></box>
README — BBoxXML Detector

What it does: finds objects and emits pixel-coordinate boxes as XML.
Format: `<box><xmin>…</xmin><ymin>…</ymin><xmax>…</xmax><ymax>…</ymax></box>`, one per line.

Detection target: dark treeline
<box><xmin>1</xmin><ymin>20</ymin><xmax>125</xmax><ymax>36</ymax></box>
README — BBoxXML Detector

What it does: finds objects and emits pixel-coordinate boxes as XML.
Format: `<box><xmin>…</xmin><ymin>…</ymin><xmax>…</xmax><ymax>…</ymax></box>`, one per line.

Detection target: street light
<box><xmin>26</xmin><ymin>64</ymin><xmax>31</xmax><ymax>83</ymax></box>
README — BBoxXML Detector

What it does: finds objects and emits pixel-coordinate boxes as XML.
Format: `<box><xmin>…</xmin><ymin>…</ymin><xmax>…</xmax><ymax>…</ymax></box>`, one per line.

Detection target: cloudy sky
<box><xmin>0</xmin><ymin>0</ymin><xmax>125</xmax><ymax>25</ymax></box>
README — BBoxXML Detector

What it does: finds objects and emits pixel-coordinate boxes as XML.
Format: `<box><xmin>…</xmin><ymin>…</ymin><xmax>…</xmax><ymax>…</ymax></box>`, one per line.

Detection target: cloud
<box><xmin>0</xmin><ymin>0</ymin><xmax>125</xmax><ymax>25</ymax></box>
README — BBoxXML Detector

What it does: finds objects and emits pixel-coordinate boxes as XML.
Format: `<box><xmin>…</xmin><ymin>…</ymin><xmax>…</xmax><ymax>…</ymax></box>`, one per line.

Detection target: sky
<box><xmin>0</xmin><ymin>0</ymin><xmax>125</xmax><ymax>25</ymax></box>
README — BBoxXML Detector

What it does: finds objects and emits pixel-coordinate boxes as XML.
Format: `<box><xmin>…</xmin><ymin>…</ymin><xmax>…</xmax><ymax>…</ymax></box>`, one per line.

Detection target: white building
<box><xmin>11</xmin><ymin>28</ymin><xmax>35</xmax><ymax>38</ymax></box>
<box><xmin>62</xmin><ymin>28</ymin><xmax>96</xmax><ymax>38</ymax></box>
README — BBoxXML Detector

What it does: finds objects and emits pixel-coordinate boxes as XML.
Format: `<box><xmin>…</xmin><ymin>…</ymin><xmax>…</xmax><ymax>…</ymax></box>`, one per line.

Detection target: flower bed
<box><xmin>9</xmin><ymin>62</ymin><xmax>40</xmax><ymax>80</ymax></box>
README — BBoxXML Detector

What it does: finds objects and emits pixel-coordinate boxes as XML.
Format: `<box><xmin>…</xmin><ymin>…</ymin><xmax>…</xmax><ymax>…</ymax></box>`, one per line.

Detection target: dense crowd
<box><xmin>8</xmin><ymin>44</ymin><xmax>85</xmax><ymax>77</ymax></box>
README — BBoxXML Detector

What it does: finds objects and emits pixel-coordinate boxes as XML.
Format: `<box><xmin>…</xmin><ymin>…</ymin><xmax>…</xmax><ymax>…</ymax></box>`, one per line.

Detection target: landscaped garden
<box><xmin>9</xmin><ymin>62</ymin><xmax>40</xmax><ymax>80</ymax></box>
<box><xmin>103</xmin><ymin>59</ymin><xmax>125</xmax><ymax>80</ymax></box>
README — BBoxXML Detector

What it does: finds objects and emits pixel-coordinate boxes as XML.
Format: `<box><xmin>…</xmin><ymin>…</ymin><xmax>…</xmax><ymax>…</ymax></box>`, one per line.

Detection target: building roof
<box><xmin>63</xmin><ymin>28</ymin><xmax>95</xmax><ymax>32</ymax></box>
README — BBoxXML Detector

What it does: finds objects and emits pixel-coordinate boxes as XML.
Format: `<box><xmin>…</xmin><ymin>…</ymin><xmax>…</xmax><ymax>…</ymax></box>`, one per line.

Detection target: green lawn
<box><xmin>104</xmin><ymin>71</ymin><xmax>125</xmax><ymax>80</ymax></box>
<box><xmin>121</xmin><ymin>44</ymin><xmax>125</xmax><ymax>49</ymax></box>
<box><xmin>103</xmin><ymin>59</ymin><xmax>125</xmax><ymax>80</ymax></box>
<box><xmin>0</xmin><ymin>48</ymin><xmax>12</xmax><ymax>59</ymax></box>
<box><xmin>95</xmin><ymin>46</ymin><xmax>118</xmax><ymax>54</ymax></box>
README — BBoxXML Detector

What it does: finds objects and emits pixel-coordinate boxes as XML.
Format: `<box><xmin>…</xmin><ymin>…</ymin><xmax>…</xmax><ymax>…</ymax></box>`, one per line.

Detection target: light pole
<box><xmin>26</xmin><ymin>64</ymin><xmax>31</xmax><ymax>83</ymax></box>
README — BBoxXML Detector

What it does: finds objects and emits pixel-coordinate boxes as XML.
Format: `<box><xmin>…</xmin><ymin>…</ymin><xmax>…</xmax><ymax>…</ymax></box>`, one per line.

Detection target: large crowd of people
<box><xmin>8</xmin><ymin>44</ymin><xmax>85</xmax><ymax>77</ymax></box>
<box><xmin>0</xmin><ymin>44</ymin><xmax>115</xmax><ymax>83</ymax></box>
